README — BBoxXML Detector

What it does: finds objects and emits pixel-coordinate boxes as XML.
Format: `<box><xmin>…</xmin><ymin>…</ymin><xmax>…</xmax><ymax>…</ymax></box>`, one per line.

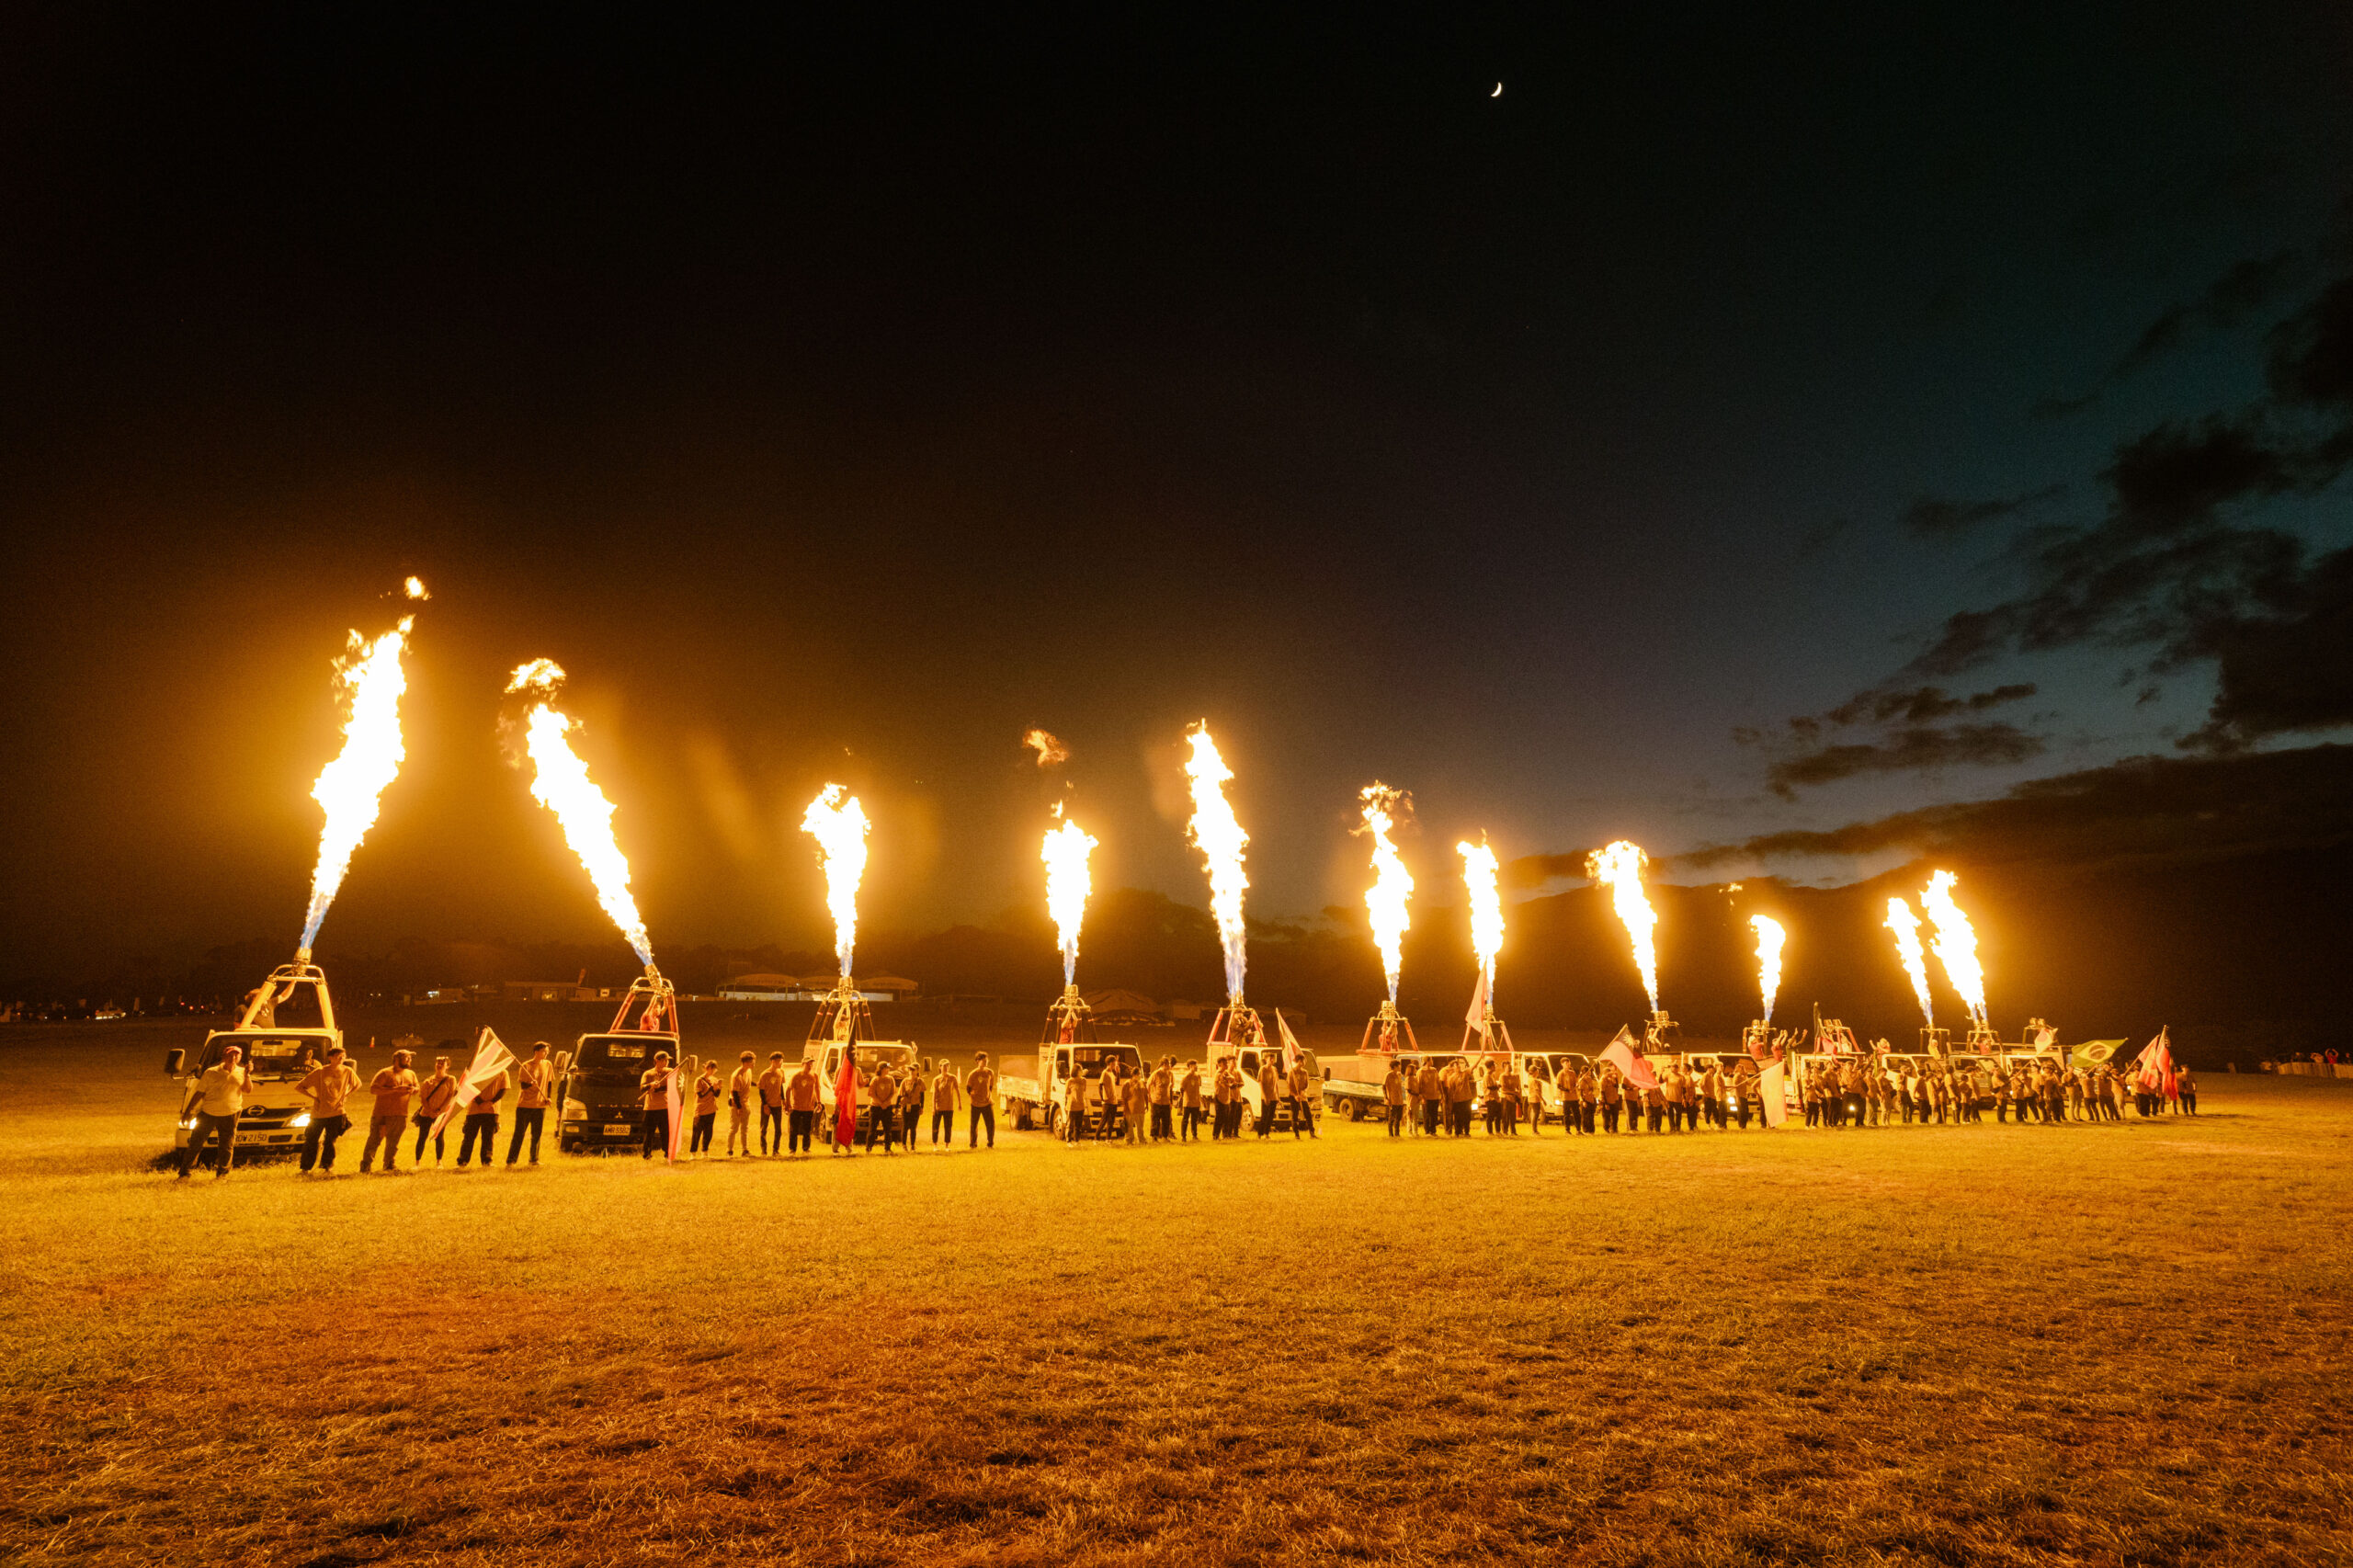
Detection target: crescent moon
<box><xmin>1491</xmin><ymin>82</ymin><xmax>1503</xmax><ymax>97</ymax></box>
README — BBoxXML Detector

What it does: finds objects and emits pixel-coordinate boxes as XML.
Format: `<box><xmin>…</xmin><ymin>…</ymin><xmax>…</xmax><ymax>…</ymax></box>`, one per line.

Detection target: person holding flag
<box><xmin>454</xmin><ymin>1069</ymin><xmax>506</xmax><ymax>1168</ymax></box>
<box><xmin>424</xmin><ymin>1028</ymin><xmax>518</xmax><ymax>1170</ymax></box>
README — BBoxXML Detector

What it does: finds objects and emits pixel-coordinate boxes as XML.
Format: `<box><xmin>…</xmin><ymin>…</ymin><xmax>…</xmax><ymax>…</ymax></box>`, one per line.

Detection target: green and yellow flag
<box><xmin>2071</xmin><ymin>1040</ymin><xmax>2123</xmax><ymax>1070</ymax></box>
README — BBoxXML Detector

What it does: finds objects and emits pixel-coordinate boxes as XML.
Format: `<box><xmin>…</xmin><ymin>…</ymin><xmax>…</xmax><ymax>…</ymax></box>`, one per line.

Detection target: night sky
<box><xmin>6</xmin><ymin>6</ymin><xmax>2351</xmax><ymax>983</ymax></box>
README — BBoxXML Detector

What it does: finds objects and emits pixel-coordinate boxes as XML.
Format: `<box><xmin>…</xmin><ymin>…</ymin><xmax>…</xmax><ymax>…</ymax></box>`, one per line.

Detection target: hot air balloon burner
<box><xmin>1918</xmin><ymin>1025</ymin><xmax>1952</xmax><ymax>1057</ymax></box>
<box><xmin>1043</xmin><ymin>983</ymin><xmax>1097</xmax><ymax>1047</ymax></box>
<box><xmin>608</xmin><ymin>969</ymin><xmax>676</xmax><ymax>1035</ymax></box>
<box><xmin>1460</xmin><ymin>1003</ymin><xmax>1516</xmax><ymax>1057</ymax></box>
<box><xmin>807</xmin><ymin>974</ymin><xmax>879</xmax><ymax>1049</ymax></box>
<box><xmin>1643</xmin><ymin>1011</ymin><xmax>1684</xmax><ymax>1053</ymax></box>
<box><xmin>1360</xmin><ymin>995</ymin><xmax>1421</xmax><ymax>1056</ymax></box>
<box><xmin>1963</xmin><ymin>1019</ymin><xmax>2000</xmax><ymax>1051</ymax></box>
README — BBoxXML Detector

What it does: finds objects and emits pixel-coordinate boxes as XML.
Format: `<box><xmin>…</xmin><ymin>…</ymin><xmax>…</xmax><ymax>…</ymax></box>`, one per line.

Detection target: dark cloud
<box><xmin>1504</xmin><ymin>850</ymin><xmax>1597</xmax><ymax>891</ymax></box>
<box><xmin>1690</xmin><ymin>742</ymin><xmax>2353</xmax><ymax>871</ymax></box>
<box><xmin>1765</xmin><ymin>722</ymin><xmax>2043</xmax><ymax>798</ymax></box>
<box><xmin>1821</xmin><ymin>683</ymin><xmax>2036</xmax><ymax>726</ymax></box>
<box><xmin>1744</xmin><ymin>682</ymin><xmax>2042</xmax><ymax>796</ymax></box>
<box><xmin>2032</xmin><ymin>250</ymin><xmax>2300</xmax><ymax>417</ymax></box>
<box><xmin>1901</xmin><ymin>484</ymin><xmax>2065</xmax><ymax>536</ymax></box>
<box><xmin>1884</xmin><ymin>255</ymin><xmax>2353</xmax><ymax>750</ymax></box>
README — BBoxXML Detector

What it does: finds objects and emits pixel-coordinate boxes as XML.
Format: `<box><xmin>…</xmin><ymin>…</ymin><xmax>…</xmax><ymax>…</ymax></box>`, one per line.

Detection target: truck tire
<box><xmin>1347</xmin><ymin>1098</ymin><xmax>1366</xmax><ymax>1121</ymax></box>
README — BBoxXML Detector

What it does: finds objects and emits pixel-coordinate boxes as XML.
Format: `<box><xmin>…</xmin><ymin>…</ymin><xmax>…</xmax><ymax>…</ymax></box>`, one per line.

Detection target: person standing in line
<box><xmin>1645</xmin><ymin>1074</ymin><xmax>1668</xmax><ymax>1134</ymax></box>
<box><xmin>725</xmin><ymin>1051</ymin><xmax>757</xmax><ymax>1158</ymax></box>
<box><xmin>785</xmin><ymin>1056</ymin><xmax>820</xmax><ymax>1154</ymax></box>
<box><xmin>1063</xmin><ymin>1063</ymin><xmax>1091</xmax><ymax>1142</ymax></box>
<box><xmin>1252</xmin><ymin>1056</ymin><xmax>1279</xmax><ymax>1139</ymax></box>
<box><xmin>1576</xmin><ymin>1065</ymin><xmax>1599</xmax><ymax>1134</ymax></box>
<box><xmin>177</xmin><ymin>1043</ymin><xmax>254</xmax><ymax>1179</ymax></box>
<box><xmin>456</xmin><ymin>1066</ymin><xmax>506</xmax><ymax>1167</ymax></box>
<box><xmin>1181</xmin><ymin>1060</ymin><xmax>1206</xmax><ymax>1140</ymax></box>
<box><xmin>901</xmin><ymin>1058</ymin><xmax>927</xmax><ymax>1152</ymax></box>
<box><xmin>1212</xmin><ymin>1057</ymin><xmax>1242</xmax><ymax>1140</ymax></box>
<box><xmin>295</xmin><ymin>1044</ymin><xmax>362</xmax><ymax>1176</ymax></box>
<box><xmin>1381</xmin><ymin>1060</ymin><xmax>1405</xmax><ymax>1138</ymax></box>
<box><xmin>1412</xmin><ymin>1060</ymin><xmax>1439</xmax><ymax>1137</ymax></box>
<box><xmin>361</xmin><ymin>1049</ymin><xmax>418</xmax><ymax>1173</ymax></box>
<box><xmin>1498</xmin><ymin>1062</ymin><xmax>1523</xmax><ymax>1136</ymax></box>
<box><xmin>1124</xmin><ymin>1071</ymin><xmax>1150</xmax><ymax>1145</ymax></box>
<box><xmin>1099</xmin><ymin>1062</ymin><xmax>1128</xmax><ymax>1142</ymax></box>
<box><xmin>865</xmin><ymin>1062</ymin><xmax>900</xmax><ymax>1153</ymax></box>
<box><xmin>689</xmin><ymin>1059</ymin><xmax>721</xmax><ymax>1156</ymax></box>
<box><xmin>760</xmin><ymin>1053</ymin><xmax>790</xmax><ymax>1155</ymax></box>
<box><xmin>508</xmin><ymin>1042</ymin><xmax>556</xmax><ymax>1166</ymax></box>
<box><xmin>2177</xmin><ymin>1064</ymin><xmax>2199</xmax><ymax>1115</ymax></box>
<box><xmin>931</xmin><ymin>1058</ymin><xmax>961</xmax><ymax>1145</ymax></box>
<box><xmin>639</xmin><ymin>1051</ymin><xmax>675</xmax><ymax>1161</ymax></box>
<box><xmin>1149</xmin><ymin>1058</ymin><xmax>1176</xmax><ymax>1142</ymax></box>
<box><xmin>1286</xmin><ymin>1055</ymin><xmax>1316</xmax><ymax>1140</ymax></box>
<box><xmin>1597</xmin><ymin>1064</ymin><xmax>1623</xmax><ymax>1134</ymax></box>
<box><xmin>413</xmin><ymin>1054</ymin><xmax>459</xmax><ymax>1166</ymax></box>
<box><xmin>965</xmin><ymin>1052</ymin><xmax>997</xmax><ymax>1149</ymax></box>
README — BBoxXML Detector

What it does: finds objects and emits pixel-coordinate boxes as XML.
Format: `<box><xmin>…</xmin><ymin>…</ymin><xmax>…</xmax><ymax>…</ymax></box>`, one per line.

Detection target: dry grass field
<box><xmin>2</xmin><ymin>1011</ymin><xmax>2349</xmax><ymax>1567</ymax></box>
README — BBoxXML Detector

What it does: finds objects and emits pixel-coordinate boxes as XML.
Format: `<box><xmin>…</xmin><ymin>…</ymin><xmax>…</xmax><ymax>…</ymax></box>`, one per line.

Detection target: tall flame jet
<box><xmin>507</xmin><ymin>661</ymin><xmax>654</xmax><ymax>967</ymax></box>
<box><xmin>1586</xmin><ymin>841</ymin><xmax>1660</xmax><ymax>1014</ymax></box>
<box><xmin>1884</xmin><ymin>897</ymin><xmax>1933</xmax><ymax>1027</ymax></box>
<box><xmin>1749</xmin><ymin>915</ymin><xmax>1786</xmax><ymax>1024</ymax></box>
<box><xmin>801</xmin><ymin>786</ymin><xmax>871</xmax><ymax>979</ymax></box>
<box><xmin>1041</xmin><ymin>807</ymin><xmax>1097</xmax><ymax>988</ymax></box>
<box><xmin>1183</xmin><ymin>724</ymin><xmax>1249</xmax><ymax>1004</ymax></box>
<box><xmin>299</xmin><ymin>587</ymin><xmax>423</xmax><ymax>956</ymax></box>
<box><xmin>1358</xmin><ymin>784</ymin><xmax>1414</xmax><ymax>1004</ymax></box>
<box><xmin>1458</xmin><ymin>836</ymin><xmax>1503</xmax><ymax>1006</ymax></box>
<box><xmin>1920</xmin><ymin>870</ymin><xmax>1989</xmax><ymax>1028</ymax></box>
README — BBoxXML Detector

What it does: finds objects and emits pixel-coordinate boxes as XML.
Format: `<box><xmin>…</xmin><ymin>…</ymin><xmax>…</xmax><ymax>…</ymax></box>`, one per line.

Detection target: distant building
<box><xmin>504</xmin><ymin>980</ymin><xmax>577</xmax><ymax>1003</ymax></box>
<box><xmin>717</xmin><ymin>972</ymin><xmax>811</xmax><ymax>1002</ymax></box>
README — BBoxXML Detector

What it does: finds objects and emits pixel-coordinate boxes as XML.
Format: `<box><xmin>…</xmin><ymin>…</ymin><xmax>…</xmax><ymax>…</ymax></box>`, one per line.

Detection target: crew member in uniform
<box><xmin>295</xmin><ymin>1045</ymin><xmax>361</xmax><ymax>1175</ymax></box>
<box><xmin>414</xmin><ymin>1054</ymin><xmax>459</xmax><ymax>1165</ymax></box>
<box><xmin>931</xmin><ymin>1058</ymin><xmax>961</xmax><ymax>1144</ymax></box>
<box><xmin>1180</xmin><ymin>1060</ymin><xmax>1206</xmax><ymax>1141</ymax></box>
<box><xmin>1287</xmin><ymin>1056</ymin><xmax>1316</xmax><ymax>1139</ymax></box>
<box><xmin>638</xmin><ymin>1051</ymin><xmax>674</xmax><ymax>1160</ymax></box>
<box><xmin>456</xmin><ymin>1066</ymin><xmax>506</xmax><ymax>1167</ymax></box>
<box><xmin>725</xmin><ymin>1051</ymin><xmax>756</xmax><ymax>1157</ymax></box>
<box><xmin>510</xmin><ymin>1042</ymin><xmax>555</xmax><ymax>1165</ymax></box>
<box><xmin>784</xmin><ymin>1057</ymin><xmax>819</xmax><ymax>1154</ymax></box>
<box><xmin>1381</xmin><ymin>1061</ymin><xmax>1405</xmax><ymax>1137</ymax></box>
<box><xmin>965</xmin><ymin>1052</ymin><xmax>997</xmax><ymax>1149</ymax></box>
<box><xmin>688</xmin><ymin>1060</ymin><xmax>720</xmax><ymax>1155</ymax></box>
<box><xmin>361</xmin><ymin>1049</ymin><xmax>418</xmax><ymax>1173</ymax></box>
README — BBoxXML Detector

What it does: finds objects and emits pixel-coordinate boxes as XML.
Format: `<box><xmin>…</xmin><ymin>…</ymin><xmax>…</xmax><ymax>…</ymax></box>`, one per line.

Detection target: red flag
<box><xmin>834</xmin><ymin>1051</ymin><xmax>860</xmax><ymax>1146</ymax></box>
<box><xmin>2132</xmin><ymin>1028</ymin><xmax>2172</xmax><ymax>1091</ymax></box>
<box><xmin>1598</xmin><ymin>1028</ymin><xmax>1657</xmax><ymax>1094</ymax></box>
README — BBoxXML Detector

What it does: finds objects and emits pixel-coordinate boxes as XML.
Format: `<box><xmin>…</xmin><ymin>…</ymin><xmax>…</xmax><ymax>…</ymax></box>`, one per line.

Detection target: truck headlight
<box><xmin>290</xmin><ymin>1112</ymin><xmax>313</xmax><ymax>1129</ymax></box>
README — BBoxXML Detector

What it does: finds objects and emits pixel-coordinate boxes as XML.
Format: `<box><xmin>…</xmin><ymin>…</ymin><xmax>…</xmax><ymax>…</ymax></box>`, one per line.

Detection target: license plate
<box><xmin>604</xmin><ymin>1123</ymin><xmax>632</xmax><ymax>1136</ymax></box>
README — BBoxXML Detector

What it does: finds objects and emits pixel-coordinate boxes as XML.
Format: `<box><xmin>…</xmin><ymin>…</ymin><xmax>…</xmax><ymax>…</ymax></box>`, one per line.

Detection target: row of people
<box><xmin>1053</xmin><ymin>1055</ymin><xmax>1320</xmax><ymax>1142</ymax></box>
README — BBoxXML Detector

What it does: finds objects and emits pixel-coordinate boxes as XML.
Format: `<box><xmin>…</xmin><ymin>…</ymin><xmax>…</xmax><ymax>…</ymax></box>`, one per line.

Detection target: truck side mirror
<box><xmin>164</xmin><ymin>1048</ymin><xmax>185</xmax><ymax>1075</ymax></box>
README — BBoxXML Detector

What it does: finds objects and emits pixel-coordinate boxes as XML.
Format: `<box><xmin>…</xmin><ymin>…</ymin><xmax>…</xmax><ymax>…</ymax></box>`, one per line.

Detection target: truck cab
<box><xmin>164</xmin><ymin>960</ymin><xmax>341</xmax><ymax>1165</ymax></box>
<box><xmin>558</xmin><ymin>972</ymin><xmax>680</xmax><ymax>1153</ymax></box>
<box><xmin>998</xmin><ymin>987</ymin><xmax>1147</xmax><ymax>1133</ymax></box>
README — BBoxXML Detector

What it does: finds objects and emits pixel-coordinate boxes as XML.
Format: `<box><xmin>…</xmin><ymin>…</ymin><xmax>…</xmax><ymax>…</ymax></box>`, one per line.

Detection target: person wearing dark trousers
<box><xmin>931</xmin><ymin>1059</ymin><xmax>960</xmax><ymax>1144</ymax></box>
<box><xmin>508</xmin><ymin>1042</ymin><xmax>554</xmax><ymax>1166</ymax></box>
<box><xmin>901</xmin><ymin>1060</ymin><xmax>926</xmax><ymax>1153</ymax></box>
<box><xmin>1287</xmin><ymin>1060</ymin><xmax>1316</xmax><ymax>1139</ymax></box>
<box><xmin>965</xmin><ymin>1053</ymin><xmax>997</xmax><ymax>1149</ymax></box>
<box><xmin>638</xmin><ymin>1052</ymin><xmax>674</xmax><ymax>1160</ymax></box>
<box><xmin>725</xmin><ymin>1051</ymin><xmax>756</xmax><ymax>1157</ymax></box>
<box><xmin>1181</xmin><ymin>1061</ymin><xmax>1206</xmax><ymax>1140</ymax></box>
<box><xmin>2177</xmin><ymin>1068</ymin><xmax>2199</xmax><ymax>1115</ymax></box>
<box><xmin>763</xmin><ymin>1053</ymin><xmax>791</xmax><ymax>1155</ymax></box>
<box><xmin>296</xmin><ymin>1046</ymin><xmax>360</xmax><ymax>1175</ymax></box>
<box><xmin>689</xmin><ymin>1061</ymin><xmax>720</xmax><ymax>1155</ymax></box>
<box><xmin>456</xmin><ymin>1071</ymin><xmax>505</xmax><ymax>1167</ymax></box>
<box><xmin>1383</xmin><ymin>1062</ymin><xmax>1405</xmax><ymax>1137</ymax></box>
<box><xmin>179</xmin><ymin>1044</ymin><xmax>253</xmax><ymax>1179</ymax></box>
<box><xmin>786</xmin><ymin>1057</ymin><xmax>820</xmax><ymax>1154</ymax></box>
<box><xmin>413</xmin><ymin>1056</ymin><xmax>458</xmax><ymax>1165</ymax></box>
<box><xmin>1149</xmin><ymin>1060</ymin><xmax>1176</xmax><ymax>1141</ymax></box>
<box><xmin>1256</xmin><ymin>1061</ymin><xmax>1281</xmax><ymax>1138</ymax></box>
<box><xmin>864</xmin><ymin>1065</ymin><xmax>900</xmax><ymax>1153</ymax></box>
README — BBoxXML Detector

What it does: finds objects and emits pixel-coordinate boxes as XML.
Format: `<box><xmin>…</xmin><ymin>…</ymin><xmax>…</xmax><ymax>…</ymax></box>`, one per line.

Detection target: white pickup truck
<box><xmin>996</xmin><ymin>987</ymin><xmax>1146</xmax><ymax>1134</ymax></box>
<box><xmin>163</xmin><ymin>960</ymin><xmax>343</xmax><ymax>1165</ymax></box>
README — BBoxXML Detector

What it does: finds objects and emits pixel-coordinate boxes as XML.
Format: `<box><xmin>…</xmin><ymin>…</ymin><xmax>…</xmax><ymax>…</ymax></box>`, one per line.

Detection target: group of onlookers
<box><xmin>1791</xmin><ymin>1056</ymin><xmax>2195</xmax><ymax>1125</ymax></box>
<box><xmin>1053</xmin><ymin>1053</ymin><xmax>1319</xmax><ymax>1143</ymax></box>
<box><xmin>175</xmin><ymin>1040</ymin><xmax>560</xmax><ymax>1178</ymax></box>
<box><xmin>1351</xmin><ymin>1051</ymin><xmax>2199</xmax><ymax>1139</ymax></box>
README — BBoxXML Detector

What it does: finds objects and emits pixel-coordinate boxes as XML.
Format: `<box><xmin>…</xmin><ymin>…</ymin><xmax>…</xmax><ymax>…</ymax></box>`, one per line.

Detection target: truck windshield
<box><xmin>574</xmin><ymin>1035</ymin><xmax>674</xmax><ymax>1080</ymax></box>
<box><xmin>206</xmin><ymin>1035</ymin><xmax>330</xmax><ymax>1080</ymax></box>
